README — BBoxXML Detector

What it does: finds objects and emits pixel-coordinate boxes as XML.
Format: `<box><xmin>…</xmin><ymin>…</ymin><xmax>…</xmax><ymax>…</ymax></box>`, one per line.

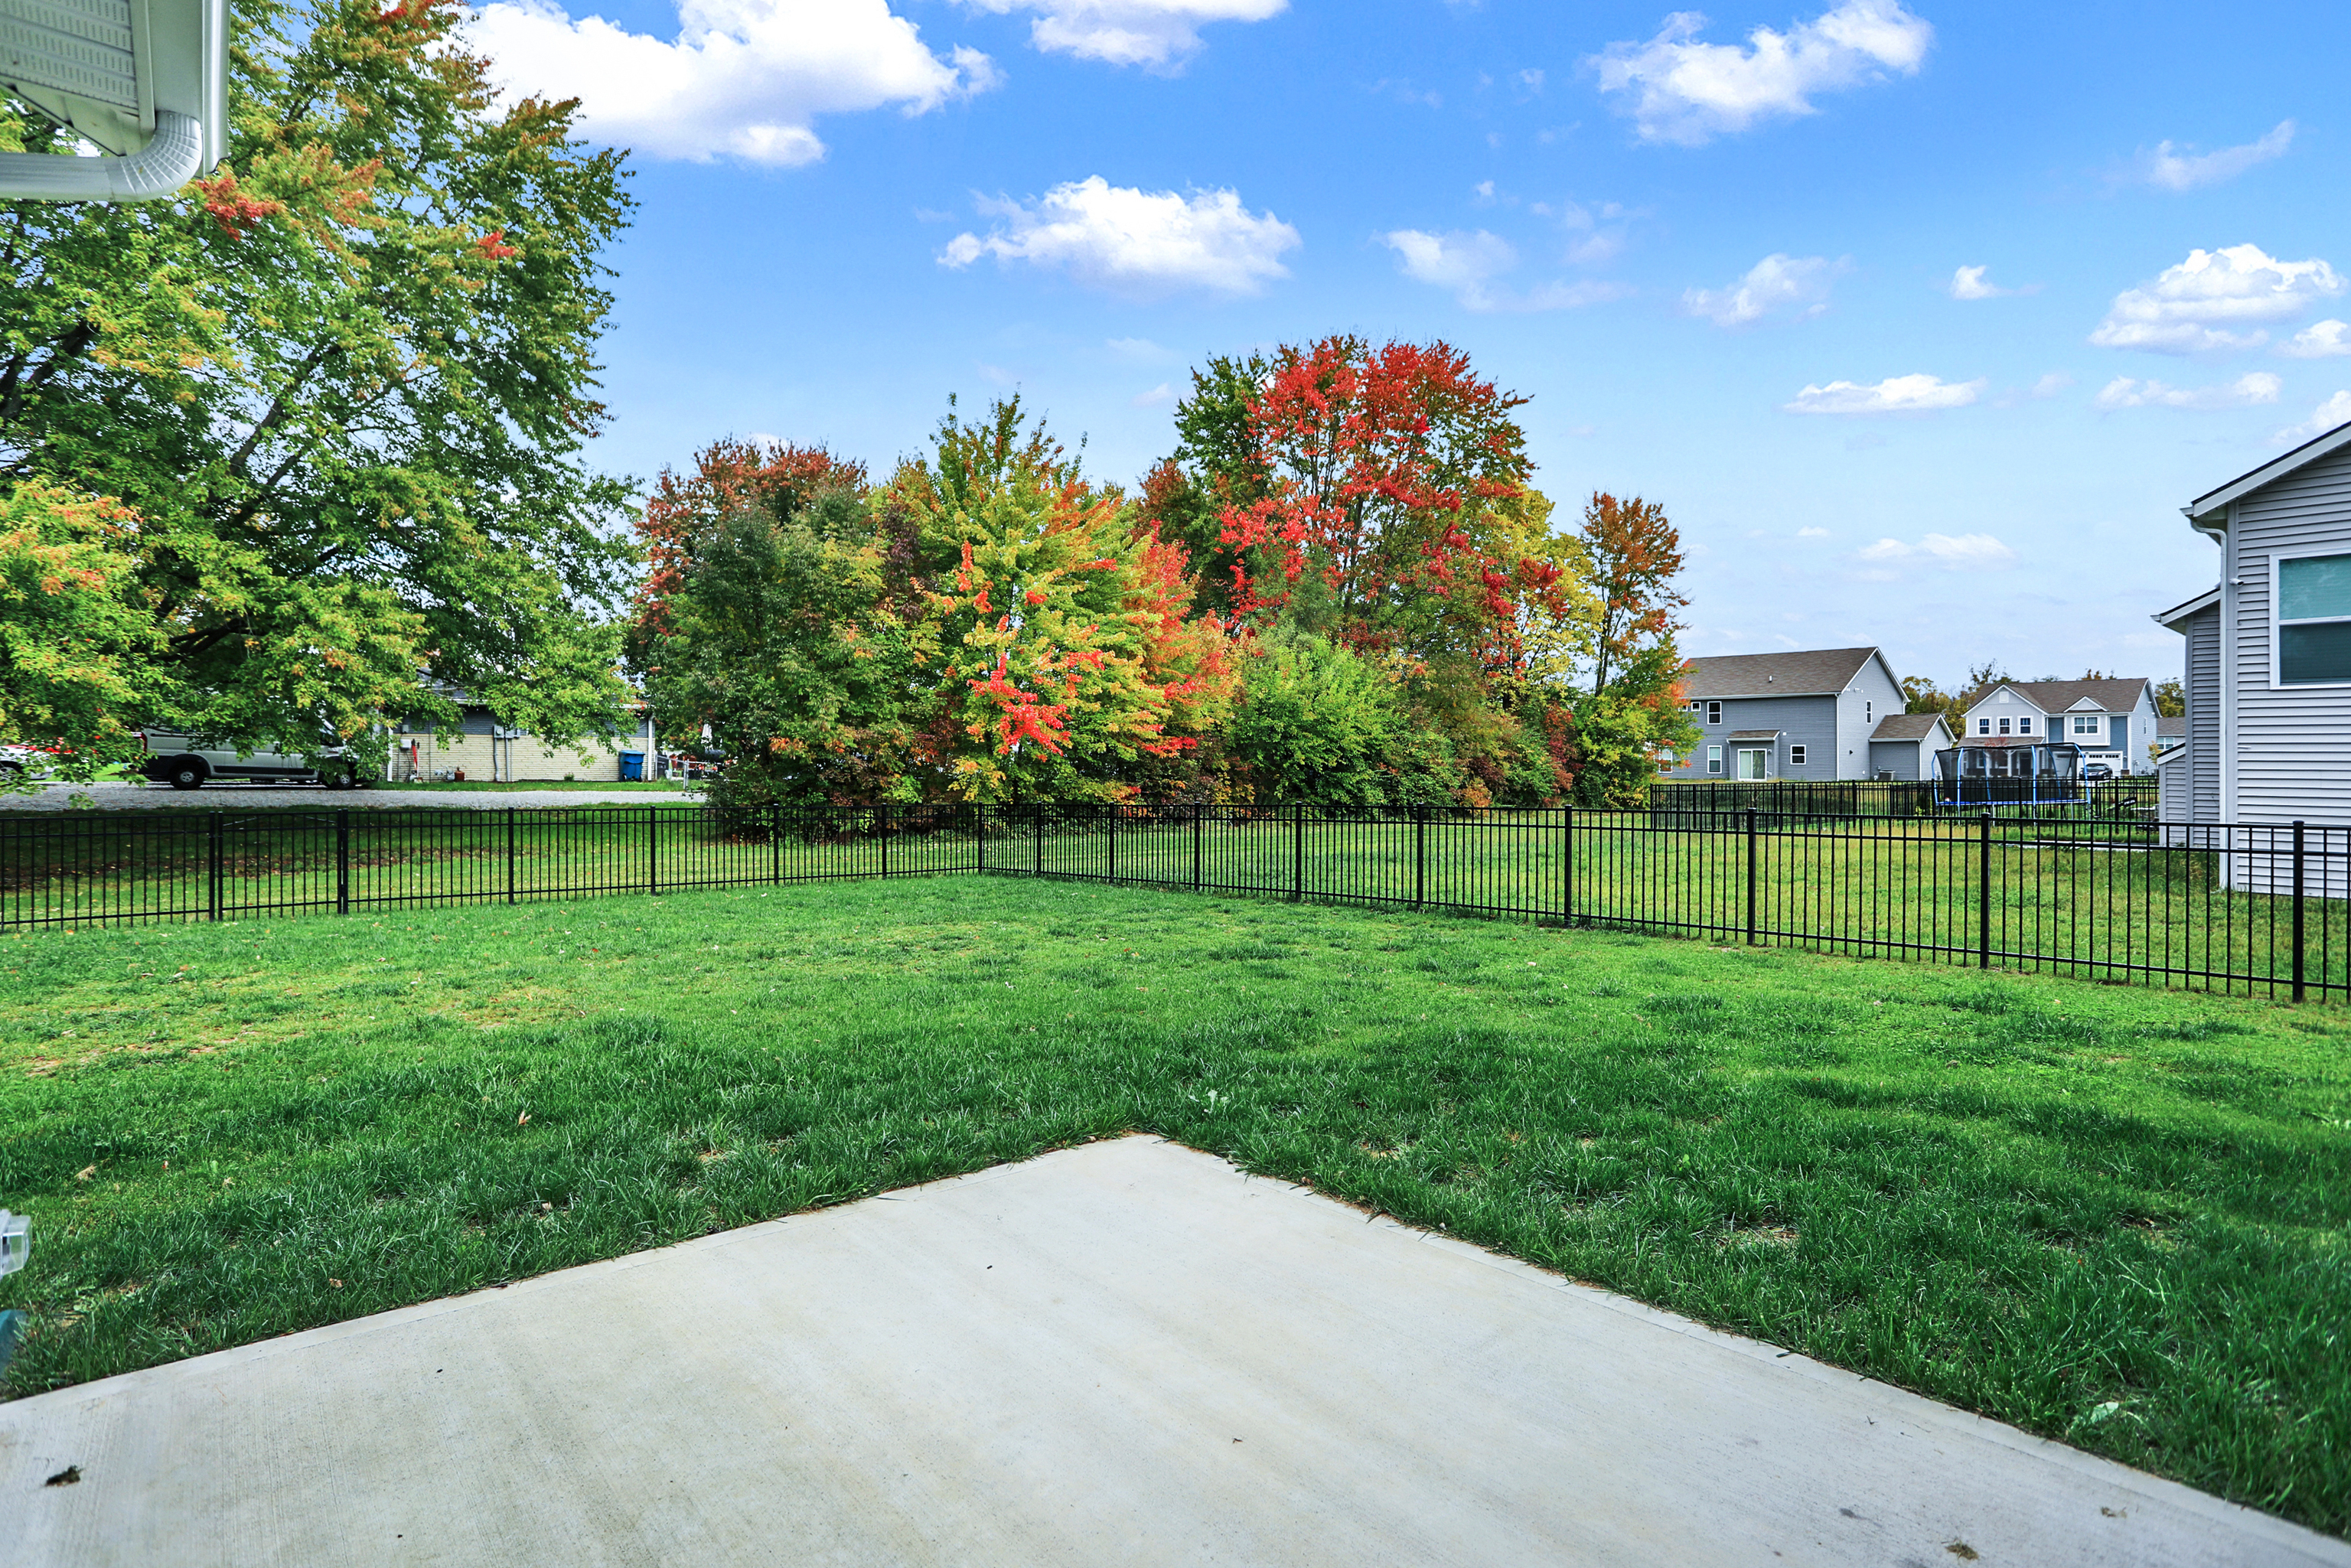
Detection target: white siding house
<box><xmin>2156</xmin><ymin>419</ymin><xmax>2351</xmax><ymax>893</ymax></box>
<box><xmin>1954</xmin><ymin>679</ymin><xmax>2160</xmax><ymax>774</ymax></box>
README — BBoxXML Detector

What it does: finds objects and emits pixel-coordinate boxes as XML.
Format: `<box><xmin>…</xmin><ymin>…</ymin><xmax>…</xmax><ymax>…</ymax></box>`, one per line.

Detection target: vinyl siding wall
<box><xmin>1666</xmin><ymin>695</ymin><xmax>1839</xmax><ymax>779</ymax></box>
<box><xmin>2226</xmin><ymin>443</ymin><xmax>2351</xmax><ymax>827</ymax></box>
<box><xmin>1834</xmin><ymin>660</ymin><xmax>1904</xmax><ymax>780</ymax></box>
<box><xmin>2183</xmin><ymin>602</ymin><xmax>2222</xmax><ymax>823</ymax></box>
<box><xmin>1867</xmin><ymin>739</ymin><xmax>1929</xmax><ymax>781</ymax></box>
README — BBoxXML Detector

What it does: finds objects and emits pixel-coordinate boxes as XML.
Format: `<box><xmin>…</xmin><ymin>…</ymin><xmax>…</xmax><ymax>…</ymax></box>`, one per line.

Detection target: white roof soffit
<box><xmin>2184</xmin><ymin>419</ymin><xmax>2351</xmax><ymax>526</ymax></box>
<box><xmin>0</xmin><ymin>0</ymin><xmax>223</xmax><ymax>200</ymax></box>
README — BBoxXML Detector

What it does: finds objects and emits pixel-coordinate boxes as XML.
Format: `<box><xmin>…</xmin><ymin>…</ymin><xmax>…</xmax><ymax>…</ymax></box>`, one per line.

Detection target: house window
<box><xmin>1707</xmin><ymin>745</ymin><xmax>1723</xmax><ymax>775</ymax></box>
<box><xmin>1864</xmin><ymin>700</ymin><xmax>1872</xmax><ymax>725</ymax></box>
<box><xmin>2278</xmin><ymin>552</ymin><xmax>2351</xmax><ymax>684</ymax></box>
<box><xmin>1977</xmin><ymin>718</ymin><xmax>1991</xmax><ymax>735</ymax></box>
<box><xmin>2072</xmin><ymin>714</ymin><xmax>2101</xmax><ymax>735</ymax></box>
<box><xmin>1789</xmin><ymin>745</ymin><xmax>1808</xmax><ymax>765</ymax></box>
<box><xmin>1706</xmin><ymin>701</ymin><xmax>1722</xmax><ymax>725</ymax></box>
<box><xmin>1997</xmin><ymin>717</ymin><xmax>2011</xmax><ymax>735</ymax></box>
<box><xmin>2017</xmin><ymin>716</ymin><xmax>2033</xmax><ymax>734</ymax></box>
<box><xmin>1737</xmin><ymin>748</ymin><xmax>1769</xmax><ymax>780</ymax></box>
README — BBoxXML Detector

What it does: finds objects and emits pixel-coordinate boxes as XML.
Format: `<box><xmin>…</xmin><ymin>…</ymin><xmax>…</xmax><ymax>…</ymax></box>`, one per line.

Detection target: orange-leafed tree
<box><xmin>1580</xmin><ymin>491</ymin><xmax>1687</xmax><ymax>696</ymax></box>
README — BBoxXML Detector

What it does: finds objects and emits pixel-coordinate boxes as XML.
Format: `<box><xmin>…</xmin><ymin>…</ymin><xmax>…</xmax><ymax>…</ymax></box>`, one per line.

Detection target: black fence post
<box><xmin>207</xmin><ymin>811</ymin><xmax>222</xmax><ymax>921</ymax></box>
<box><xmin>1293</xmin><ymin>805</ymin><xmax>1305</xmax><ymax>901</ymax></box>
<box><xmin>1414</xmin><ymin>806</ymin><xmax>1427</xmax><ymax>908</ymax></box>
<box><xmin>647</xmin><ymin>807</ymin><xmax>658</xmax><ymax>896</ymax></box>
<box><xmin>771</xmin><ymin>804</ymin><xmax>781</xmax><ymax>884</ymax></box>
<box><xmin>1743</xmin><ymin>807</ymin><xmax>1759</xmax><ymax>946</ymax></box>
<box><xmin>505</xmin><ymin>807</ymin><xmax>517</xmax><ymax>905</ymax></box>
<box><xmin>1978</xmin><ymin>812</ymin><xmax>1994</xmax><ymax>970</ymax></box>
<box><xmin>1036</xmin><ymin>804</ymin><xmax>1046</xmax><ymax>878</ymax></box>
<box><xmin>1561</xmin><ymin>805</ymin><xmax>1573</xmax><ymax>927</ymax></box>
<box><xmin>1192</xmin><ymin>805</ymin><xmax>1202</xmax><ymax>890</ymax></box>
<box><xmin>1106</xmin><ymin>804</ymin><xmax>1116</xmax><ymax>882</ymax></box>
<box><xmin>974</xmin><ymin>802</ymin><xmax>985</xmax><ymax>874</ymax></box>
<box><xmin>335</xmin><ymin>809</ymin><xmax>350</xmax><ymax>916</ymax></box>
<box><xmin>880</xmin><ymin>804</ymin><xmax>891</xmax><ymax>879</ymax></box>
<box><xmin>2292</xmin><ymin>819</ymin><xmax>2307</xmax><ymax>1003</ymax></box>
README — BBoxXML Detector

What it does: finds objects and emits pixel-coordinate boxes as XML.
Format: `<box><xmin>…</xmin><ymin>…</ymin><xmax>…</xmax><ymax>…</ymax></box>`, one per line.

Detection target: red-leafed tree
<box><xmin>631</xmin><ymin>438</ymin><xmax>870</xmax><ymax>648</ymax></box>
<box><xmin>1203</xmin><ymin>336</ymin><xmax>1535</xmax><ymax>663</ymax></box>
<box><xmin>1580</xmin><ymin>491</ymin><xmax>1686</xmax><ymax>696</ymax></box>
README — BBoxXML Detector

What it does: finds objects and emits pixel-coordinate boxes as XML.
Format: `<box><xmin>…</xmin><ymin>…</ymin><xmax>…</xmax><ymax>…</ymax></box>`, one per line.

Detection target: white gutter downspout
<box><xmin>0</xmin><ymin>108</ymin><xmax>204</xmax><ymax>200</ymax></box>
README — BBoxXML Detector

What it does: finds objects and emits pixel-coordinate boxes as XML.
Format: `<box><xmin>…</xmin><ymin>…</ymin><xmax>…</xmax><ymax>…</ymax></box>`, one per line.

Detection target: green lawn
<box><xmin>2</xmin><ymin>879</ymin><xmax>2347</xmax><ymax>1536</ymax></box>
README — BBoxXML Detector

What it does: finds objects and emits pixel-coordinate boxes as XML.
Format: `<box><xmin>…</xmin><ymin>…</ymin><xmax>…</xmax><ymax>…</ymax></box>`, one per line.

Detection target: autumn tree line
<box><xmin>631</xmin><ymin>338</ymin><xmax>1698</xmax><ymax>812</ymax></box>
<box><xmin>0</xmin><ymin>0</ymin><xmax>1694</xmax><ymax>808</ymax></box>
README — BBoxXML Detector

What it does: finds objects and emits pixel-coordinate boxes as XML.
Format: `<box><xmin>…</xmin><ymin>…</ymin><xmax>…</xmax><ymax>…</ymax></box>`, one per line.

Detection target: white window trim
<box><xmin>2069</xmin><ymin>713</ymin><xmax>2104</xmax><ymax>736</ymax></box>
<box><xmin>2271</xmin><ymin>547</ymin><xmax>2351</xmax><ymax>689</ymax></box>
<box><xmin>1706</xmin><ymin>745</ymin><xmax>1723</xmax><ymax>775</ymax></box>
<box><xmin>1706</xmin><ymin>700</ymin><xmax>1722</xmax><ymax>725</ymax></box>
<box><xmin>2015</xmin><ymin>716</ymin><xmax>2034</xmax><ymax>735</ymax></box>
<box><xmin>1789</xmin><ymin>744</ymin><xmax>1808</xmax><ymax>765</ymax></box>
<box><xmin>1976</xmin><ymin>717</ymin><xmax>1991</xmax><ymax>735</ymax></box>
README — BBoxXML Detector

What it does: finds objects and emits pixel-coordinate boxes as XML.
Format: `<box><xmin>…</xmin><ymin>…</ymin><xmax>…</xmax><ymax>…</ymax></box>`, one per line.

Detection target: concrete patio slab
<box><xmin>2</xmin><ymin>1136</ymin><xmax>2341</xmax><ymax>1566</ymax></box>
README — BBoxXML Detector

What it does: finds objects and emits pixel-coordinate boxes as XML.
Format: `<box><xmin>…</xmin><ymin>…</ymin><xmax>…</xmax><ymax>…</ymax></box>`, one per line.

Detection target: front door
<box><xmin>1737</xmin><ymin>748</ymin><xmax>1769</xmax><ymax>780</ymax></box>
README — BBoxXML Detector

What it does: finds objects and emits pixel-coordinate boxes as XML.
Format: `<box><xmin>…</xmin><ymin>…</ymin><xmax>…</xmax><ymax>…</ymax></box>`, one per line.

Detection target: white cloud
<box><xmin>941</xmin><ymin>177</ymin><xmax>1299</xmax><ymax>296</ymax></box>
<box><xmin>1857</xmin><ymin>533</ymin><xmax>2017</xmax><ymax>569</ymax></box>
<box><xmin>2274</xmin><ymin>391</ymin><xmax>2351</xmax><ymax>445</ymax></box>
<box><xmin>967</xmin><ymin>0</ymin><xmax>1284</xmax><ymax>69</ymax></box>
<box><xmin>1131</xmin><ymin>382</ymin><xmax>1176</xmax><ymax>408</ymax></box>
<box><xmin>1684</xmin><ymin>253</ymin><xmax>1842</xmax><ymax>326</ymax></box>
<box><xmin>1795</xmin><ymin>526</ymin><xmax>1831</xmax><ymax>538</ymax></box>
<box><xmin>1106</xmin><ymin>336</ymin><xmax>1172</xmax><ymax>362</ymax></box>
<box><xmin>2282</xmin><ymin>320</ymin><xmax>2351</xmax><ymax>359</ymax></box>
<box><xmin>2135</xmin><ymin>120</ymin><xmax>2294</xmax><ymax>192</ymax></box>
<box><xmin>1784</xmin><ymin>373</ymin><xmax>1981</xmax><ymax>415</ymax></box>
<box><xmin>1381</xmin><ymin>229</ymin><xmax>1632</xmax><ymax>311</ymax></box>
<box><xmin>1588</xmin><ymin>0</ymin><xmax>1932</xmax><ymax>146</ymax></box>
<box><xmin>2089</xmin><ymin>244</ymin><xmax>2344</xmax><ymax>354</ymax></box>
<box><xmin>2093</xmin><ymin>373</ymin><xmax>2282</xmax><ymax>410</ymax></box>
<box><xmin>1948</xmin><ymin>264</ymin><xmax>2034</xmax><ymax>300</ymax></box>
<box><xmin>467</xmin><ymin>0</ymin><xmax>995</xmax><ymax>165</ymax></box>
<box><xmin>2028</xmin><ymin>372</ymin><xmax>2074</xmax><ymax>399</ymax></box>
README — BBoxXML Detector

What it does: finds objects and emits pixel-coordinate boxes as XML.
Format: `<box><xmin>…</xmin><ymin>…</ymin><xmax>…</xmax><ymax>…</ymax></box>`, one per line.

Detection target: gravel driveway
<box><xmin>0</xmin><ymin>782</ymin><xmax>704</xmax><ymax>812</ymax></box>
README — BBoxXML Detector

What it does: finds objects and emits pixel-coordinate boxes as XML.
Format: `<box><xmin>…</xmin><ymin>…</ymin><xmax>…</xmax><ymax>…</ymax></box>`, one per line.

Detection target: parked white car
<box><xmin>138</xmin><ymin>732</ymin><xmax>366</xmax><ymax>791</ymax></box>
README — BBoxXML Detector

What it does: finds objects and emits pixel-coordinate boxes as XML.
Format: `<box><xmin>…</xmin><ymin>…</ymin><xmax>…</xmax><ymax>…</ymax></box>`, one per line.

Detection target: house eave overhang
<box><xmin>1697</xmin><ymin>689</ymin><xmax>1839</xmax><ymax>701</ymax></box>
<box><xmin>2185</xmin><ymin>419</ymin><xmax>2351</xmax><ymax>530</ymax></box>
<box><xmin>2154</xmin><ymin>585</ymin><xmax>2221</xmax><ymax>631</ymax></box>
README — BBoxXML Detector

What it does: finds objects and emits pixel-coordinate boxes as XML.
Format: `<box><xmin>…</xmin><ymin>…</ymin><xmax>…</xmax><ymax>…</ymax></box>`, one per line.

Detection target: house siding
<box><xmin>1668</xmin><ymin>695</ymin><xmax>1837</xmax><ymax>779</ymax></box>
<box><xmin>2226</xmin><ymin>443</ymin><xmax>2351</xmax><ymax>826</ymax></box>
<box><xmin>1867</xmin><ymin>739</ymin><xmax>1925</xmax><ymax>781</ymax></box>
<box><xmin>1834</xmin><ymin>660</ymin><xmax>1903</xmax><ymax>780</ymax></box>
<box><xmin>2182</xmin><ymin>602</ymin><xmax>2221</xmax><ymax>823</ymax></box>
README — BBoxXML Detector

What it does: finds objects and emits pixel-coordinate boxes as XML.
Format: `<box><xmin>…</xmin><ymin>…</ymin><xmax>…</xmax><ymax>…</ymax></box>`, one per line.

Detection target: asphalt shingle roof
<box><xmin>1868</xmin><ymin>712</ymin><xmax>1948</xmax><ymax>742</ymax></box>
<box><xmin>1987</xmin><ymin>679</ymin><xmax>2150</xmax><ymax>715</ymax></box>
<box><xmin>1681</xmin><ymin>648</ymin><xmax>1881</xmax><ymax>698</ymax></box>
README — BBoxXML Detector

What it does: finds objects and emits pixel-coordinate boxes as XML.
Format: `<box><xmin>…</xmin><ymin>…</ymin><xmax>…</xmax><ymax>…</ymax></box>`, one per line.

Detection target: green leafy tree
<box><xmin>0</xmin><ymin>0</ymin><xmax>636</xmax><ymax>758</ymax></box>
<box><xmin>2153</xmin><ymin>676</ymin><xmax>2185</xmax><ymax>719</ymax></box>
<box><xmin>0</xmin><ymin>484</ymin><xmax>165</xmax><ymax>784</ymax></box>
<box><xmin>1224</xmin><ymin>630</ymin><xmax>1407</xmax><ymax>807</ymax></box>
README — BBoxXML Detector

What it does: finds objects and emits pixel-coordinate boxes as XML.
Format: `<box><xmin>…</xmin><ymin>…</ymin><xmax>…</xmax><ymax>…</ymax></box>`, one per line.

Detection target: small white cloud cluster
<box><xmin>2274</xmin><ymin>391</ymin><xmax>2351</xmax><ymax>446</ymax></box>
<box><xmin>1857</xmin><ymin>533</ymin><xmax>2017</xmax><ymax>570</ymax></box>
<box><xmin>1784</xmin><ymin>373</ymin><xmax>1984</xmax><ymax>415</ymax></box>
<box><xmin>1948</xmin><ymin>264</ymin><xmax>2033</xmax><ymax>301</ymax></box>
<box><xmin>1589</xmin><ymin>0</ymin><xmax>1932</xmax><ymax>146</ymax></box>
<box><xmin>2089</xmin><ymin>244</ymin><xmax>2343</xmax><ymax>355</ymax></box>
<box><xmin>941</xmin><ymin>177</ymin><xmax>1300</xmax><ymax>296</ymax></box>
<box><xmin>965</xmin><ymin>0</ymin><xmax>1285</xmax><ymax>69</ymax></box>
<box><xmin>2093</xmin><ymin>373</ymin><xmax>2281</xmax><ymax>411</ymax></box>
<box><xmin>2282</xmin><ymin>321</ymin><xmax>2351</xmax><ymax>359</ymax></box>
<box><xmin>2135</xmin><ymin>121</ymin><xmax>2294</xmax><ymax>192</ymax></box>
<box><xmin>1381</xmin><ymin>230</ymin><xmax>1632</xmax><ymax>312</ymax></box>
<box><xmin>468</xmin><ymin>0</ymin><xmax>995</xmax><ymax>166</ymax></box>
<box><xmin>1685</xmin><ymin>253</ymin><xmax>1842</xmax><ymax>326</ymax></box>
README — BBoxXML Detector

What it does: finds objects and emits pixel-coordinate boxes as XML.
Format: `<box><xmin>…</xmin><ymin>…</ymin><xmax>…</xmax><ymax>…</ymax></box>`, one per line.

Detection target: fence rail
<box><xmin>1649</xmin><ymin>775</ymin><xmax>2161</xmax><ymax>820</ymax></box>
<box><xmin>1</xmin><ymin>800</ymin><xmax>2339</xmax><ymax>1001</ymax></box>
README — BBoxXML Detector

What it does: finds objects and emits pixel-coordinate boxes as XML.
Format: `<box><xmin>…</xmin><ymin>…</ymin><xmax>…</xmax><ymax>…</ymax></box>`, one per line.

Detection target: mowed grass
<box><xmin>2</xmin><ymin>878</ymin><xmax>2348</xmax><ymax>1534</ymax></box>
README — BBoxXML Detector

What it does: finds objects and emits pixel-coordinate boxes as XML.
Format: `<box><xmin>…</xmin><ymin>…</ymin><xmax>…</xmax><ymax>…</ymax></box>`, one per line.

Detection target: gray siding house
<box><xmin>1955</xmin><ymin>679</ymin><xmax>2159</xmax><ymax>774</ymax></box>
<box><xmin>1866</xmin><ymin>712</ymin><xmax>1954</xmax><ymax>781</ymax></box>
<box><xmin>2155</xmin><ymin>417</ymin><xmax>2351</xmax><ymax>892</ymax></box>
<box><xmin>1662</xmin><ymin>647</ymin><xmax>1905</xmax><ymax>781</ymax></box>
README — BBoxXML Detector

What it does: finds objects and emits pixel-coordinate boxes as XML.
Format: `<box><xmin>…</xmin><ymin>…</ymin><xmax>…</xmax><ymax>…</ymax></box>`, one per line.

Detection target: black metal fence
<box><xmin>1</xmin><ymin>800</ymin><xmax>2340</xmax><ymax>1001</ymax></box>
<box><xmin>1650</xmin><ymin>775</ymin><xmax>2162</xmax><ymax>820</ymax></box>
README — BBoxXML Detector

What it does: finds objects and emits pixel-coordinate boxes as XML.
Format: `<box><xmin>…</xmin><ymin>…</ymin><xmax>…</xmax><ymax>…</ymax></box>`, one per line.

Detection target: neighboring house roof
<box><xmin>1682</xmin><ymin>647</ymin><xmax>1887</xmax><ymax>699</ymax></box>
<box><xmin>2186</xmin><ymin>416</ymin><xmax>2351</xmax><ymax>524</ymax></box>
<box><xmin>1868</xmin><ymin>712</ymin><xmax>1950</xmax><ymax>742</ymax></box>
<box><xmin>1970</xmin><ymin>678</ymin><xmax>2150</xmax><ymax>716</ymax></box>
<box><xmin>2157</xmin><ymin>716</ymin><xmax>2186</xmax><ymax>737</ymax></box>
<box><xmin>1725</xmin><ymin>729</ymin><xmax>1785</xmax><ymax>742</ymax></box>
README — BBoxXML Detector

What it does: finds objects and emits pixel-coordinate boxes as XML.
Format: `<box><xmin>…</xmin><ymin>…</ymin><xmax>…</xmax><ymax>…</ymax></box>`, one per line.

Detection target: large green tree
<box><xmin>0</xmin><ymin>0</ymin><xmax>636</xmax><ymax>760</ymax></box>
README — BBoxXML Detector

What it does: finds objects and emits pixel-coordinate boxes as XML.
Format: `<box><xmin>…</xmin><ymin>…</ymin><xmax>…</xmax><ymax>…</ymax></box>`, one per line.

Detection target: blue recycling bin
<box><xmin>619</xmin><ymin>751</ymin><xmax>644</xmax><ymax>781</ymax></box>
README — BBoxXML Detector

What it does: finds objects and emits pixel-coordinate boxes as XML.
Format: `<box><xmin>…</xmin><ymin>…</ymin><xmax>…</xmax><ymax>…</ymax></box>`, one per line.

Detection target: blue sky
<box><xmin>467</xmin><ymin>0</ymin><xmax>2351</xmax><ymax>692</ymax></box>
